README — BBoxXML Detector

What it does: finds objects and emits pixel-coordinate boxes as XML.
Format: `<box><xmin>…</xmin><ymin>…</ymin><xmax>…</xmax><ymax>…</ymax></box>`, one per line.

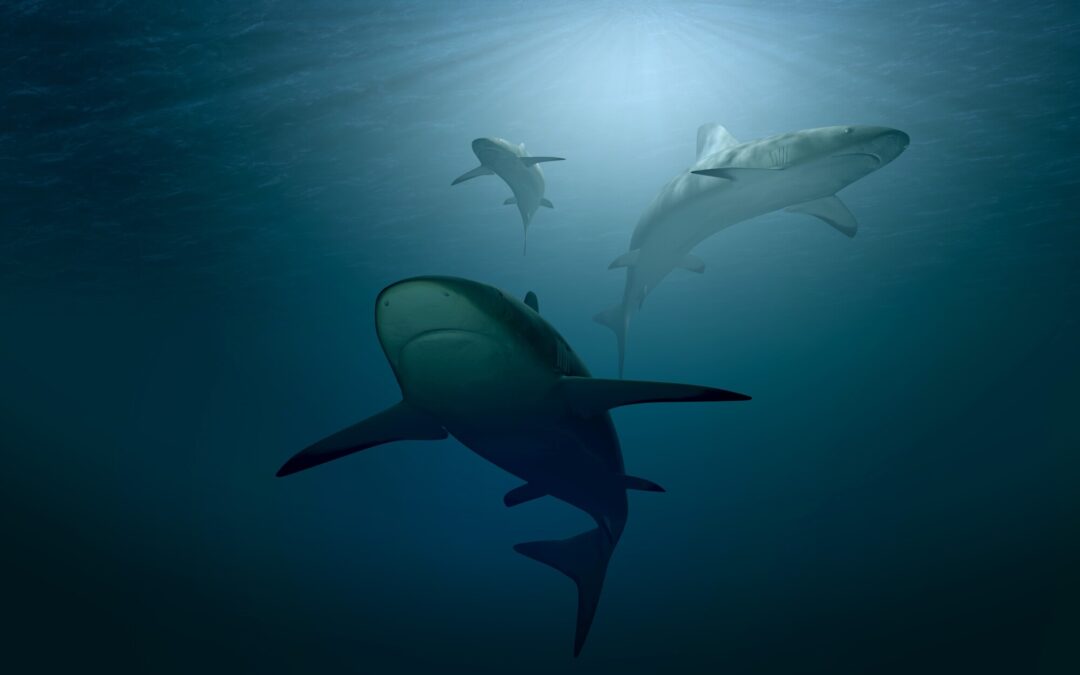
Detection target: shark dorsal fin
<box><xmin>524</xmin><ymin>291</ymin><xmax>539</xmax><ymax>312</ymax></box>
<box><xmin>696</xmin><ymin>123</ymin><xmax>739</xmax><ymax>161</ymax></box>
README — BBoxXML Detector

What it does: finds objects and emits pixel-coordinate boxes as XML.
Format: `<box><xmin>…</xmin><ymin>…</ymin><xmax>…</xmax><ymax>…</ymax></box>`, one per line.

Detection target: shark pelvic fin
<box><xmin>608</xmin><ymin>250</ymin><xmax>640</xmax><ymax>270</ymax></box>
<box><xmin>504</xmin><ymin>482</ymin><xmax>546</xmax><ymax>507</ymax></box>
<box><xmin>504</xmin><ymin>197</ymin><xmax>517</xmax><ymax>205</ymax></box>
<box><xmin>451</xmin><ymin>165</ymin><xmax>493</xmax><ymax>185</ymax></box>
<box><xmin>786</xmin><ymin>195</ymin><xmax>859</xmax><ymax>237</ymax></box>
<box><xmin>558</xmin><ymin>376</ymin><xmax>750</xmax><ymax>418</ymax></box>
<box><xmin>515</xmin><ymin>527</ymin><xmax>614</xmax><ymax>657</ymax></box>
<box><xmin>276</xmin><ymin>401</ymin><xmax>447</xmax><ymax>477</ymax></box>
<box><xmin>678</xmin><ymin>253</ymin><xmax>705</xmax><ymax>273</ymax></box>
<box><xmin>540</xmin><ymin>198</ymin><xmax>554</xmax><ymax>208</ymax></box>
<box><xmin>621</xmin><ymin>475</ymin><xmax>665</xmax><ymax>492</ymax></box>
<box><xmin>520</xmin><ymin>156</ymin><xmax>565</xmax><ymax>167</ymax></box>
<box><xmin>524</xmin><ymin>291</ymin><xmax>539</xmax><ymax>313</ymax></box>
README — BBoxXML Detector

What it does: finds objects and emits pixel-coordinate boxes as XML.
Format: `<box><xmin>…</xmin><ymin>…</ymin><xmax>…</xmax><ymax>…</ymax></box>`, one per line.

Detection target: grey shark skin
<box><xmin>277</xmin><ymin>276</ymin><xmax>750</xmax><ymax>656</ymax></box>
<box><xmin>452</xmin><ymin>138</ymin><xmax>564</xmax><ymax>254</ymax></box>
<box><xmin>596</xmin><ymin>123</ymin><xmax>909</xmax><ymax>376</ymax></box>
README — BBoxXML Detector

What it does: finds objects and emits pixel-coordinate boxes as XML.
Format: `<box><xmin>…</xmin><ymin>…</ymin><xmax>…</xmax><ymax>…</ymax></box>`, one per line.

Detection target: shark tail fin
<box><xmin>594</xmin><ymin>304</ymin><xmax>628</xmax><ymax>378</ymax></box>
<box><xmin>515</xmin><ymin>527</ymin><xmax>614</xmax><ymax>657</ymax></box>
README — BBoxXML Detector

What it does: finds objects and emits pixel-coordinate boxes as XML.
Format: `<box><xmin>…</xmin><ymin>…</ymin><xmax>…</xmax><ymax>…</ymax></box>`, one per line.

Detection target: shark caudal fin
<box><xmin>594</xmin><ymin>304</ymin><xmax>628</xmax><ymax>377</ymax></box>
<box><xmin>515</xmin><ymin>527</ymin><xmax>614</xmax><ymax>657</ymax></box>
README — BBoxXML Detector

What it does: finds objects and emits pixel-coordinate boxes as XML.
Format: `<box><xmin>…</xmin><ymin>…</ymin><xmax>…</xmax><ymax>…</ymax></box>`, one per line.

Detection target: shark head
<box><xmin>376</xmin><ymin>276</ymin><xmax>503</xmax><ymax>365</ymax></box>
<box><xmin>810</xmin><ymin>125</ymin><xmax>910</xmax><ymax>168</ymax></box>
<box><xmin>375</xmin><ymin>276</ymin><xmax>523</xmax><ymax>409</ymax></box>
<box><xmin>472</xmin><ymin>137</ymin><xmax>515</xmax><ymax>164</ymax></box>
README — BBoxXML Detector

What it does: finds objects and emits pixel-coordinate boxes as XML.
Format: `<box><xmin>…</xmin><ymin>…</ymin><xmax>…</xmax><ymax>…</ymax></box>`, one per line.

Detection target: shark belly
<box><xmin>396</xmin><ymin>328</ymin><xmax>624</xmax><ymax>516</ymax></box>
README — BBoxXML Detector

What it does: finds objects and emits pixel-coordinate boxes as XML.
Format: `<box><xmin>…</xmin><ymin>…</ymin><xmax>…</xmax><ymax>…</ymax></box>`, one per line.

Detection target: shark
<box><xmin>276</xmin><ymin>276</ymin><xmax>750</xmax><ymax>656</ymax></box>
<box><xmin>596</xmin><ymin>122</ymin><xmax>910</xmax><ymax>376</ymax></box>
<box><xmin>452</xmin><ymin>137</ymin><xmax>564</xmax><ymax>254</ymax></box>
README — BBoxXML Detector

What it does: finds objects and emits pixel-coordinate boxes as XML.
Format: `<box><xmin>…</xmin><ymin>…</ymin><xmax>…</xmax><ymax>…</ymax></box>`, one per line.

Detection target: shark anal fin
<box><xmin>504</xmin><ymin>482</ymin><xmax>546</xmax><ymax>507</ymax></box>
<box><xmin>276</xmin><ymin>401</ymin><xmax>446</xmax><ymax>477</ymax></box>
<box><xmin>503</xmin><ymin>196</ymin><xmax>517</xmax><ymax>205</ymax></box>
<box><xmin>520</xmin><ymin>156</ymin><xmax>565</xmax><ymax>167</ymax></box>
<box><xmin>692</xmin><ymin>167</ymin><xmax>780</xmax><ymax>181</ymax></box>
<box><xmin>621</xmin><ymin>475</ymin><xmax>665</xmax><ymax>492</ymax></box>
<box><xmin>523</xmin><ymin>291</ymin><xmax>539</xmax><ymax>313</ymax></box>
<box><xmin>786</xmin><ymin>195</ymin><xmax>859</xmax><ymax>237</ymax></box>
<box><xmin>608</xmin><ymin>250</ymin><xmax>639</xmax><ymax>270</ymax></box>
<box><xmin>515</xmin><ymin>528</ymin><xmax>612</xmax><ymax>657</ymax></box>
<box><xmin>451</xmin><ymin>165</ymin><xmax>493</xmax><ymax>185</ymax></box>
<box><xmin>678</xmin><ymin>253</ymin><xmax>705</xmax><ymax>273</ymax></box>
<box><xmin>558</xmin><ymin>376</ymin><xmax>750</xmax><ymax>418</ymax></box>
<box><xmin>540</xmin><ymin>198</ymin><xmax>554</xmax><ymax>208</ymax></box>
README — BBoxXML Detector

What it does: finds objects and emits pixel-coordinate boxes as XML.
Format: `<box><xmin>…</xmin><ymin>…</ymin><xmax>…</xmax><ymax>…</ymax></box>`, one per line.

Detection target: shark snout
<box><xmin>375</xmin><ymin>276</ymin><xmax>499</xmax><ymax>367</ymax></box>
<box><xmin>471</xmin><ymin>137</ymin><xmax>503</xmax><ymax>162</ymax></box>
<box><xmin>865</xmin><ymin>128</ymin><xmax>910</xmax><ymax>165</ymax></box>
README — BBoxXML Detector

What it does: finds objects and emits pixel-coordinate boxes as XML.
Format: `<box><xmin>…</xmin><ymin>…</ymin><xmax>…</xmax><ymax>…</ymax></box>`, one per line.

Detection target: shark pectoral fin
<box><xmin>503</xmin><ymin>197</ymin><xmax>517</xmax><ymax>205</ymax></box>
<box><xmin>786</xmin><ymin>195</ymin><xmax>859</xmax><ymax>237</ymax></box>
<box><xmin>523</xmin><ymin>291</ymin><xmax>539</xmax><ymax>313</ymax></box>
<box><xmin>621</xmin><ymin>475</ymin><xmax>665</xmax><ymax>492</ymax></box>
<box><xmin>692</xmin><ymin>167</ymin><xmax>783</xmax><ymax>181</ymax></box>
<box><xmin>504</xmin><ymin>482</ymin><xmax>546</xmax><ymax>507</ymax></box>
<box><xmin>691</xmin><ymin>168</ymin><xmax>733</xmax><ymax>180</ymax></box>
<box><xmin>520</xmin><ymin>156</ymin><xmax>565</xmax><ymax>166</ymax></box>
<box><xmin>678</xmin><ymin>253</ymin><xmax>705</xmax><ymax>273</ymax></box>
<box><xmin>451</xmin><ymin>165</ymin><xmax>493</xmax><ymax>185</ymax></box>
<box><xmin>275</xmin><ymin>401</ymin><xmax>447</xmax><ymax>477</ymax></box>
<box><xmin>608</xmin><ymin>250</ymin><xmax>640</xmax><ymax>270</ymax></box>
<box><xmin>515</xmin><ymin>528</ymin><xmax>612</xmax><ymax>657</ymax></box>
<box><xmin>558</xmin><ymin>376</ymin><xmax>751</xmax><ymax>417</ymax></box>
<box><xmin>540</xmin><ymin>198</ymin><xmax>554</xmax><ymax>208</ymax></box>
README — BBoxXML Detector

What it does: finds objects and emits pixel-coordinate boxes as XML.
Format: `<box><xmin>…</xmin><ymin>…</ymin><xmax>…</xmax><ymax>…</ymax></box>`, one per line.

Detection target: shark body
<box><xmin>452</xmin><ymin>138</ymin><xmax>564</xmax><ymax>253</ymax></box>
<box><xmin>596</xmin><ymin>123</ymin><xmax>909</xmax><ymax>375</ymax></box>
<box><xmin>277</xmin><ymin>276</ymin><xmax>749</xmax><ymax>655</ymax></box>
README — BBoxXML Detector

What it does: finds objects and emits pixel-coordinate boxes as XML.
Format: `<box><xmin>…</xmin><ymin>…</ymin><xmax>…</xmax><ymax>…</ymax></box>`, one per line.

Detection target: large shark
<box><xmin>596</xmin><ymin>123</ymin><xmax>910</xmax><ymax>375</ymax></box>
<box><xmin>277</xmin><ymin>276</ymin><xmax>750</xmax><ymax>656</ymax></box>
<box><xmin>452</xmin><ymin>137</ymin><xmax>564</xmax><ymax>253</ymax></box>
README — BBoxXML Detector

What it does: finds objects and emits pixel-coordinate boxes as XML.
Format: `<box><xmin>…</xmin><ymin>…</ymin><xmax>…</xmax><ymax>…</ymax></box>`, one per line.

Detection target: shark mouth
<box><xmin>832</xmin><ymin>151</ymin><xmax>882</xmax><ymax>165</ymax></box>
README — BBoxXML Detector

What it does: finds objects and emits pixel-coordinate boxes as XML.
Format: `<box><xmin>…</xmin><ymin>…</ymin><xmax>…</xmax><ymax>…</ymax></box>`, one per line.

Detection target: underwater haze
<box><xmin>3</xmin><ymin>1</ymin><xmax>1079</xmax><ymax>673</ymax></box>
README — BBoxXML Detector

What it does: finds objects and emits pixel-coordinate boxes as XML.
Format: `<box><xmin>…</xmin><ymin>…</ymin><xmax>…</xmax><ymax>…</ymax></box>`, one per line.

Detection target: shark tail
<box><xmin>515</xmin><ymin>526</ymin><xmax>616</xmax><ymax>657</ymax></box>
<box><xmin>594</xmin><ymin>304</ymin><xmax>628</xmax><ymax>378</ymax></box>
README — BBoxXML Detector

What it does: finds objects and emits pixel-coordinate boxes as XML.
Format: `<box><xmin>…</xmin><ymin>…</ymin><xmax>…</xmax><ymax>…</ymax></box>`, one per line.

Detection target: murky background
<box><xmin>3</xmin><ymin>1</ymin><xmax>1078</xmax><ymax>672</ymax></box>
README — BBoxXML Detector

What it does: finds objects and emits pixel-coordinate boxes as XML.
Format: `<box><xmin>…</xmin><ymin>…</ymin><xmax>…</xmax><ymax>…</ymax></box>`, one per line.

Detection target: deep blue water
<box><xmin>3</xmin><ymin>1</ymin><xmax>1079</xmax><ymax>673</ymax></box>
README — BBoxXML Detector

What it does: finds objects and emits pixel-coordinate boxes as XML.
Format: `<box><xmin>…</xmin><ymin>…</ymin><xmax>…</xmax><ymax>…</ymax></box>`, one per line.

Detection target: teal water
<box><xmin>3</xmin><ymin>1</ymin><xmax>1078</xmax><ymax>673</ymax></box>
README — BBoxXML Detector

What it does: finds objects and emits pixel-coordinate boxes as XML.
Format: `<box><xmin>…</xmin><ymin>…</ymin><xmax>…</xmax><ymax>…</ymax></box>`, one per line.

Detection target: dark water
<box><xmin>3</xmin><ymin>1</ymin><xmax>1079</xmax><ymax>672</ymax></box>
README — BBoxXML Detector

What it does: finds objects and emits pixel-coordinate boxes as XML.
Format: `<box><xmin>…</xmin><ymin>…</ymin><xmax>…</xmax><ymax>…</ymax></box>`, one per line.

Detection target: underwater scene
<box><xmin>3</xmin><ymin>1</ymin><xmax>1078</xmax><ymax>673</ymax></box>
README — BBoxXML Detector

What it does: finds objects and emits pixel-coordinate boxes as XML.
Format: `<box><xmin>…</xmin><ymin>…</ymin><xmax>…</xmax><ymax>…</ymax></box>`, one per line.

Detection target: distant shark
<box><xmin>277</xmin><ymin>276</ymin><xmax>750</xmax><ymax>656</ymax></box>
<box><xmin>452</xmin><ymin>138</ymin><xmax>564</xmax><ymax>254</ymax></box>
<box><xmin>596</xmin><ymin>123</ymin><xmax>910</xmax><ymax>376</ymax></box>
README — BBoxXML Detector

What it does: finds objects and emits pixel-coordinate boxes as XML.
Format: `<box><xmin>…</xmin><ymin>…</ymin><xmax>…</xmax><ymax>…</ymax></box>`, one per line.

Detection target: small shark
<box><xmin>596</xmin><ymin>123</ymin><xmax>910</xmax><ymax>376</ymax></box>
<box><xmin>452</xmin><ymin>138</ymin><xmax>564</xmax><ymax>254</ymax></box>
<box><xmin>277</xmin><ymin>276</ymin><xmax>750</xmax><ymax>656</ymax></box>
